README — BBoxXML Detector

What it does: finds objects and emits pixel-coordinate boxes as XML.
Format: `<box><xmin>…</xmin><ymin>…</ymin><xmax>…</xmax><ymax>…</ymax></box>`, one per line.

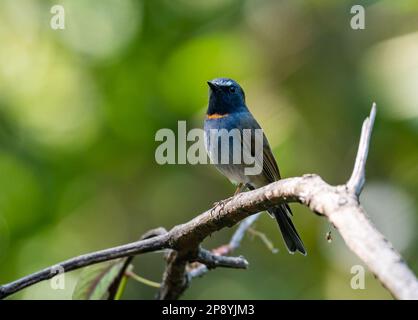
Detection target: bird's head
<box><xmin>207</xmin><ymin>78</ymin><xmax>246</xmax><ymax>116</ymax></box>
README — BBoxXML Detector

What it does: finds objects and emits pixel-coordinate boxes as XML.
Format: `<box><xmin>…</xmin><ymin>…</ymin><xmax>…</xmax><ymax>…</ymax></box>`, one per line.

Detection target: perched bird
<box><xmin>204</xmin><ymin>78</ymin><xmax>306</xmax><ymax>255</ymax></box>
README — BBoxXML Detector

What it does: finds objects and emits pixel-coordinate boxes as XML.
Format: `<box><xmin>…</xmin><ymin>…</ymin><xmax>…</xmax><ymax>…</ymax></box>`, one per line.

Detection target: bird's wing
<box><xmin>238</xmin><ymin>112</ymin><xmax>281</xmax><ymax>183</ymax></box>
<box><xmin>262</xmin><ymin>136</ymin><xmax>281</xmax><ymax>182</ymax></box>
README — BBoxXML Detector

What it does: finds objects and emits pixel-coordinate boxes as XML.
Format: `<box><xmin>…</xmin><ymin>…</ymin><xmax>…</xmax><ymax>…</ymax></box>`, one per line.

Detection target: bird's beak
<box><xmin>207</xmin><ymin>81</ymin><xmax>219</xmax><ymax>91</ymax></box>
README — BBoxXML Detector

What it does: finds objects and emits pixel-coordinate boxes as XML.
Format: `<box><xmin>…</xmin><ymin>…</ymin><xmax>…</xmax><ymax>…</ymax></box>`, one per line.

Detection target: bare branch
<box><xmin>187</xmin><ymin>214</ymin><xmax>261</xmax><ymax>280</ymax></box>
<box><xmin>247</xmin><ymin>227</ymin><xmax>278</xmax><ymax>253</ymax></box>
<box><xmin>156</xmin><ymin>250</ymin><xmax>188</xmax><ymax>300</ymax></box>
<box><xmin>195</xmin><ymin>248</ymin><xmax>248</xmax><ymax>270</ymax></box>
<box><xmin>230</xmin><ymin>214</ymin><xmax>261</xmax><ymax>250</ymax></box>
<box><xmin>1</xmin><ymin>104</ymin><xmax>417</xmax><ymax>300</ymax></box>
<box><xmin>0</xmin><ymin>234</ymin><xmax>170</xmax><ymax>299</ymax></box>
<box><xmin>347</xmin><ymin>102</ymin><xmax>377</xmax><ymax>196</ymax></box>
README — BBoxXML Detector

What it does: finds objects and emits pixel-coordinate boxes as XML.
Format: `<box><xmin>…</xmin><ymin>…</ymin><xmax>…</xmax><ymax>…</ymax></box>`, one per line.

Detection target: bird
<box><xmin>204</xmin><ymin>77</ymin><xmax>306</xmax><ymax>255</ymax></box>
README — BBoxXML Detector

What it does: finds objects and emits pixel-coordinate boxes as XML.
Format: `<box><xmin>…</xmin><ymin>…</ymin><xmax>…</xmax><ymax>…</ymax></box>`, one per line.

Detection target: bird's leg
<box><xmin>234</xmin><ymin>183</ymin><xmax>245</xmax><ymax>196</ymax></box>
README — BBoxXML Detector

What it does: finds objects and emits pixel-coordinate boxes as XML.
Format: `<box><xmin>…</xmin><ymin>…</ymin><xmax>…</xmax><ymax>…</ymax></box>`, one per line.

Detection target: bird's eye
<box><xmin>229</xmin><ymin>86</ymin><xmax>236</xmax><ymax>93</ymax></box>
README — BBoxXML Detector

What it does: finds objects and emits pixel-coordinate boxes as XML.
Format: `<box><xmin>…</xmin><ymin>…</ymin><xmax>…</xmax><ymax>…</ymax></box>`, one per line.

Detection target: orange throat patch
<box><xmin>206</xmin><ymin>113</ymin><xmax>229</xmax><ymax>120</ymax></box>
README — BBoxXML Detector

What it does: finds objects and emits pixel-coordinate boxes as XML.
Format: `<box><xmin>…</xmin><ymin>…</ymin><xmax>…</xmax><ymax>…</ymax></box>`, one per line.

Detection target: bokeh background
<box><xmin>0</xmin><ymin>0</ymin><xmax>417</xmax><ymax>299</ymax></box>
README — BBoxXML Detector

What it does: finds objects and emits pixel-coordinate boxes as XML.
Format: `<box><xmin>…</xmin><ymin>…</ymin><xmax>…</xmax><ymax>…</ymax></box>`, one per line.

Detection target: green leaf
<box><xmin>72</xmin><ymin>258</ymin><xmax>129</xmax><ymax>300</ymax></box>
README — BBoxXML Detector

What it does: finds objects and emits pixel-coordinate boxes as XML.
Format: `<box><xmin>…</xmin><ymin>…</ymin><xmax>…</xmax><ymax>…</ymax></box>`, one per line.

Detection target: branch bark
<box><xmin>195</xmin><ymin>249</ymin><xmax>248</xmax><ymax>270</ymax></box>
<box><xmin>1</xmin><ymin>104</ymin><xmax>417</xmax><ymax>300</ymax></box>
<box><xmin>188</xmin><ymin>214</ymin><xmax>261</xmax><ymax>280</ymax></box>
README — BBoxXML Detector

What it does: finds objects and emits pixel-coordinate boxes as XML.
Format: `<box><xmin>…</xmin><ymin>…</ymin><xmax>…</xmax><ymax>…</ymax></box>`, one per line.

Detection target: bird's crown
<box><xmin>209</xmin><ymin>78</ymin><xmax>238</xmax><ymax>87</ymax></box>
<box><xmin>206</xmin><ymin>77</ymin><xmax>247</xmax><ymax>116</ymax></box>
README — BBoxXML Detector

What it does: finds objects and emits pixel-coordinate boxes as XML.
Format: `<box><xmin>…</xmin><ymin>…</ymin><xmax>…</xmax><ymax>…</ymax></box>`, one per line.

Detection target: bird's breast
<box><xmin>206</xmin><ymin>113</ymin><xmax>229</xmax><ymax>120</ymax></box>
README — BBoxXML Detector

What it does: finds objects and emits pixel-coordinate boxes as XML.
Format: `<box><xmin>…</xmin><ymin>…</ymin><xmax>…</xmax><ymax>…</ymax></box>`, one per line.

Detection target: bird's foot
<box><xmin>211</xmin><ymin>199</ymin><xmax>232</xmax><ymax>217</ymax></box>
<box><xmin>212</xmin><ymin>199</ymin><xmax>228</xmax><ymax>209</ymax></box>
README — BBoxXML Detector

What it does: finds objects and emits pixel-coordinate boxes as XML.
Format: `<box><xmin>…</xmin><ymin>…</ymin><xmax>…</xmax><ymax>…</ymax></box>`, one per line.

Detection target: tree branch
<box><xmin>347</xmin><ymin>102</ymin><xmax>377</xmax><ymax>195</ymax></box>
<box><xmin>187</xmin><ymin>214</ymin><xmax>261</xmax><ymax>280</ymax></box>
<box><xmin>0</xmin><ymin>234</ymin><xmax>171</xmax><ymax>299</ymax></box>
<box><xmin>195</xmin><ymin>248</ymin><xmax>248</xmax><ymax>269</ymax></box>
<box><xmin>1</xmin><ymin>104</ymin><xmax>417</xmax><ymax>300</ymax></box>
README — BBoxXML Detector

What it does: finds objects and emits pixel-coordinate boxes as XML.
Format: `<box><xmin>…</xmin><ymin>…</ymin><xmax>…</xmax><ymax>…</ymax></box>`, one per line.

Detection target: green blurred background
<box><xmin>0</xmin><ymin>0</ymin><xmax>417</xmax><ymax>299</ymax></box>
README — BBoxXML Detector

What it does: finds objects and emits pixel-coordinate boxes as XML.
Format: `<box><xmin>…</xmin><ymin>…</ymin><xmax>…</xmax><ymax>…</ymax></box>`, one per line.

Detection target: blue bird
<box><xmin>204</xmin><ymin>78</ymin><xmax>306</xmax><ymax>255</ymax></box>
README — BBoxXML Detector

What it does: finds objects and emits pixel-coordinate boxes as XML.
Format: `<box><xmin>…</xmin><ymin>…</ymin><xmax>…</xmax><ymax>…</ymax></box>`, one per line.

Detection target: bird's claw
<box><xmin>211</xmin><ymin>199</ymin><xmax>229</xmax><ymax>216</ymax></box>
<box><xmin>212</xmin><ymin>199</ymin><xmax>229</xmax><ymax>208</ymax></box>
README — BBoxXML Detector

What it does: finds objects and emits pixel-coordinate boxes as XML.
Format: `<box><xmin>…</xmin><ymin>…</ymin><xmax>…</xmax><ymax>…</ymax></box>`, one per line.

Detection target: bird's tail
<box><xmin>268</xmin><ymin>204</ymin><xmax>306</xmax><ymax>255</ymax></box>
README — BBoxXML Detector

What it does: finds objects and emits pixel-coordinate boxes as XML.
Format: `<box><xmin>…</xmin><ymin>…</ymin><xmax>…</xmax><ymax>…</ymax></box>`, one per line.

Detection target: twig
<box><xmin>247</xmin><ymin>227</ymin><xmax>278</xmax><ymax>253</ymax></box>
<box><xmin>188</xmin><ymin>214</ymin><xmax>261</xmax><ymax>280</ymax></box>
<box><xmin>1</xmin><ymin>104</ymin><xmax>417</xmax><ymax>300</ymax></box>
<box><xmin>230</xmin><ymin>214</ymin><xmax>262</xmax><ymax>250</ymax></box>
<box><xmin>347</xmin><ymin>102</ymin><xmax>377</xmax><ymax>196</ymax></box>
<box><xmin>125</xmin><ymin>270</ymin><xmax>161</xmax><ymax>288</ymax></box>
<box><xmin>0</xmin><ymin>234</ymin><xmax>170</xmax><ymax>299</ymax></box>
<box><xmin>195</xmin><ymin>248</ymin><xmax>248</xmax><ymax>269</ymax></box>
